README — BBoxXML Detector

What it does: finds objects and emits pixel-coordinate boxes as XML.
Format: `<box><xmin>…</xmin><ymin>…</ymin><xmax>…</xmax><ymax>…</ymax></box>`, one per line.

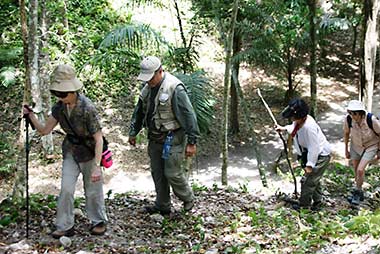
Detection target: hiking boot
<box><xmin>144</xmin><ymin>205</ymin><xmax>171</xmax><ymax>215</ymax></box>
<box><xmin>51</xmin><ymin>227</ymin><xmax>75</xmax><ymax>239</ymax></box>
<box><xmin>351</xmin><ymin>192</ymin><xmax>360</xmax><ymax>206</ymax></box>
<box><xmin>183</xmin><ymin>200</ymin><xmax>194</xmax><ymax>212</ymax></box>
<box><xmin>291</xmin><ymin>203</ymin><xmax>301</xmax><ymax>211</ymax></box>
<box><xmin>91</xmin><ymin>222</ymin><xmax>107</xmax><ymax>235</ymax></box>
<box><xmin>358</xmin><ymin>190</ymin><xmax>364</xmax><ymax>201</ymax></box>
<box><xmin>311</xmin><ymin>200</ymin><xmax>324</xmax><ymax>211</ymax></box>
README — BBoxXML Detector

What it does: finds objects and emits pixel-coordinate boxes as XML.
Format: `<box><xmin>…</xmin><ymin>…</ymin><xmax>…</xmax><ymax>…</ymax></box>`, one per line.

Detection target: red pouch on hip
<box><xmin>101</xmin><ymin>149</ymin><xmax>113</xmax><ymax>168</ymax></box>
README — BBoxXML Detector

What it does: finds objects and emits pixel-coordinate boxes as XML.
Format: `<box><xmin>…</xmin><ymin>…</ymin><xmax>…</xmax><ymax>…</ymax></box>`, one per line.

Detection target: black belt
<box><xmin>148</xmin><ymin>128</ymin><xmax>182</xmax><ymax>143</ymax></box>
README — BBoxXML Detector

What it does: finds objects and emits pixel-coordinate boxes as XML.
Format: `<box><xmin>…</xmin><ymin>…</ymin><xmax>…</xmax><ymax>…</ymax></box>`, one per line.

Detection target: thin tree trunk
<box><xmin>285</xmin><ymin>47</ymin><xmax>294</xmax><ymax>102</ymax></box>
<box><xmin>39</xmin><ymin>0</ymin><xmax>54</xmax><ymax>155</ymax></box>
<box><xmin>229</xmin><ymin>33</ymin><xmax>242</xmax><ymax>135</ymax></box>
<box><xmin>361</xmin><ymin>0</ymin><xmax>379</xmax><ymax>111</ymax></box>
<box><xmin>232</xmin><ymin>70</ymin><xmax>267</xmax><ymax>187</ymax></box>
<box><xmin>221</xmin><ymin>0</ymin><xmax>239</xmax><ymax>186</ymax></box>
<box><xmin>308</xmin><ymin>0</ymin><xmax>318</xmax><ymax>117</ymax></box>
<box><xmin>352</xmin><ymin>24</ymin><xmax>359</xmax><ymax>57</ymax></box>
<box><xmin>173</xmin><ymin>0</ymin><xmax>191</xmax><ymax>74</ymax></box>
<box><xmin>63</xmin><ymin>0</ymin><xmax>71</xmax><ymax>55</ymax></box>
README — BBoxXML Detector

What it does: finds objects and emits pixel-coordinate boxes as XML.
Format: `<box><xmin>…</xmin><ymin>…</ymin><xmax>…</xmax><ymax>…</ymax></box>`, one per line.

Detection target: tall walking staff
<box><xmin>257</xmin><ymin>89</ymin><xmax>298</xmax><ymax>197</ymax></box>
<box><xmin>23</xmin><ymin>106</ymin><xmax>34</xmax><ymax>238</ymax></box>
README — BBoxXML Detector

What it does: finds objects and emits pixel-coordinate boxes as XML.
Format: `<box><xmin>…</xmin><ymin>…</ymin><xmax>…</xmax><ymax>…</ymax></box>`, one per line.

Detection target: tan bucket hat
<box><xmin>50</xmin><ymin>64</ymin><xmax>83</xmax><ymax>92</ymax></box>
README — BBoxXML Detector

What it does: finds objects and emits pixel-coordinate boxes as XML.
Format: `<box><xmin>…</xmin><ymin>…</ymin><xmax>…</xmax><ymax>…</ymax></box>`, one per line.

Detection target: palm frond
<box><xmin>99</xmin><ymin>23</ymin><xmax>170</xmax><ymax>51</ymax></box>
<box><xmin>0</xmin><ymin>66</ymin><xmax>16</xmax><ymax>87</ymax></box>
<box><xmin>175</xmin><ymin>71</ymin><xmax>214</xmax><ymax>134</ymax></box>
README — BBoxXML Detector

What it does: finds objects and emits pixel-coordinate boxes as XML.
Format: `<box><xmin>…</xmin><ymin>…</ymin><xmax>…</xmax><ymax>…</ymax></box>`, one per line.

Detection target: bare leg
<box><xmin>351</xmin><ymin>159</ymin><xmax>359</xmax><ymax>186</ymax></box>
<box><xmin>356</xmin><ymin>159</ymin><xmax>370</xmax><ymax>190</ymax></box>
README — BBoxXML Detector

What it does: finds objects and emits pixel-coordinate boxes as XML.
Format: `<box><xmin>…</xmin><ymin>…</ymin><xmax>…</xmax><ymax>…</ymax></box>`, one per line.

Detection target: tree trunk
<box><xmin>308</xmin><ymin>0</ymin><xmax>318</xmax><ymax>117</ymax></box>
<box><xmin>285</xmin><ymin>47</ymin><xmax>295</xmax><ymax>102</ymax></box>
<box><xmin>221</xmin><ymin>0</ymin><xmax>239</xmax><ymax>186</ymax></box>
<box><xmin>352</xmin><ymin>24</ymin><xmax>359</xmax><ymax>57</ymax></box>
<box><xmin>13</xmin><ymin>0</ymin><xmax>30</xmax><ymax>199</ymax></box>
<box><xmin>63</xmin><ymin>0</ymin><xmax>71</xmax><ymax>55</ymax></box>
<box><xmin>360</xmin><ymin>0</ymin><xmax>379</xmax><ymax>111</ymax></box>
<box><xmin>39</xmin><ymin>0</ymin><xmax>54</xmax><ymax>155</ymax></box>
<box><xmin>232</xmin><ymin>71</ymin><xmax>267</xmax><ymax>187</ymax></box>
<box><xmin>229</xmin><ymin>33</ymin><xmax>242</xmax><ymax>135</ymax></box>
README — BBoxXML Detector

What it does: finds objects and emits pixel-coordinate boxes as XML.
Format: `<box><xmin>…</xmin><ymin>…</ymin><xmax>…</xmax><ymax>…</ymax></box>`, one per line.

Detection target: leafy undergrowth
<box><xmin>1</xmin><ymin>164</ymin><xmax>380</xmax><ymax>254</ymax></box>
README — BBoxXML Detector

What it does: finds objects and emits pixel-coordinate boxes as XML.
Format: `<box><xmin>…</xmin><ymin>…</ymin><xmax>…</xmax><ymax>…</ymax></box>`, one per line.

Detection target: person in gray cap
<box><xmin>23</xmin><ymin>64</ymin><xmax>108</xmax><ymax>238</ymax></box>
<box><xmin>276</xmin><ymin>98</ymin><xmax>331</xmax><ymax>210</ymax></box>
<box><xmin>344</xmin><ymin>100</ymin><xmax>380</xmax><ymax>205</ymax></box>
<box><xmin>129</xmin><ymin>56</ymin><xmax>200</xmax><ymax>215</ymax></box>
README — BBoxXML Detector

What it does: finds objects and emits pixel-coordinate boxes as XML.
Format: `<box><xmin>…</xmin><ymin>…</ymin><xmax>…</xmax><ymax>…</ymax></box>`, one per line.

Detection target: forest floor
<box><xmin>1</xmin><ymin>34</ymin><xmax>380</xmax><ymax>253</ymax></box>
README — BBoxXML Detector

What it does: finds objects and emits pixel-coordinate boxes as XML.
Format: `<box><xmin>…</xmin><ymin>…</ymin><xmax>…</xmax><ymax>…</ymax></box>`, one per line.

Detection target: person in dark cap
<box><xmin>129</xmin><ymin>56</ymin><xmax>200</xmax><ymax>215</ymax></box>
<box><xmin>276</xmin><ymin>98</ymin><xmax>331</xmax><ymax>210</ymax></box>
<box><xmin>23</xmin><ymin>64</ymin><xmax>108</xmax><ymax>238</ymax></box>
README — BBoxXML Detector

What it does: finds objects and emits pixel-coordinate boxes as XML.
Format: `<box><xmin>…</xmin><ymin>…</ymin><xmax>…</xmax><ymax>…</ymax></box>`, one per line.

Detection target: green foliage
<box><xmin>166</xmin><ymin>46</ymin><xmax>199</xmax><ymax>74</ymax></box>
<box><xmin>191</xmin><ymin>181</ymin><xmax>209</xmax><ymax>192</ymax></box>
<box><xmin>0</xmin><ymin>194</ymin><xmax>57</xmax><ymax>226</ymax></box>
<box><xmin>99</xmin><ymin>23</ymin><xmax>169</xmax><ymax>51</ymax></box>
<box><xmin>324</xmin><ymin>162</ymin><xmax>353</xmax><ymax>194</ymax></box>
<box><xmin>89</xmin><ymin>22</ymin><xmax>171</xmax><ymax>101</ymax></box>
<box><xmin>174</xmin><ymin>71</ymin><xmax>215</xmax><ymax>134</ymax></box>
<box><xmin>0</xmin><ymin>131</ymin><xmax>17</xmax><ymax>178</ymax></box>
<box><xmin>344</xmin><ymin>210</ymin><xmax>380</xmax><ymax>237</ymax></box>
<box><xmin>321</xmin><ymin>0</ymin><xmax>362</xmax><ymax>30</ymax></box>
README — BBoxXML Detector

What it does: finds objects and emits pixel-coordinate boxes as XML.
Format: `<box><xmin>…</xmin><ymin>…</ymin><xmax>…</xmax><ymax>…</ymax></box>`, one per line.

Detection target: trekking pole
<box><xmin>23</xmin><ymin>106</ymin><xmax>34</xmax><ymax>238</ymax></box>
<box><xmin>24</xmin><ymin>116</ymin><xmax>30</xmax><ymax>238</ymax></box>
<box><xmin>257</xmin><ymin>89</ymin><xmax>298</xmax><ymax>197</ymax></box>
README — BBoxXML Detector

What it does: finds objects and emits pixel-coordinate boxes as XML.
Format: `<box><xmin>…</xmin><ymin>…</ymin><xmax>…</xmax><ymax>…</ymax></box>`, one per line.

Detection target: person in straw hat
<box><xmin>344</xmin><ymin>100</ymin><xmax>380</xmax><ymax>205</ymax></box>
<box><xmin>129</xmin><ymin>56</ymin><xmax>199</xmax><ymax>215</ymax></box>
<box><xmin>23</xmin><ymin>64</ymin><xmax>108</xmax><ymax>238</ymax></box>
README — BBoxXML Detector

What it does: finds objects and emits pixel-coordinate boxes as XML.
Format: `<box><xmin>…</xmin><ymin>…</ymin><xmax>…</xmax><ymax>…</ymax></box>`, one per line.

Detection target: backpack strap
<box><xmin>367</xmin><ymin>113</ymin><xmax>379</xmax><ymax>136</ymax></box>
<box><xmin>367</xmin><ymin>113</ymin><xmax>373</xmax><ymax>131</ymax></box>
<box><xmin>347</xmin><ymin>115</ymin><xmax>352</xmax><ymax>128</ymax></box>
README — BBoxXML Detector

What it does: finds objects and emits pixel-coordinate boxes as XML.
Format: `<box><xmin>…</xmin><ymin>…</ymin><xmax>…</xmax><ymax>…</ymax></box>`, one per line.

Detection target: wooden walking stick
<box><xmin>257</xmin><ymin>89</ymin><xmax>298</xmax><ymax>197</ymax></box>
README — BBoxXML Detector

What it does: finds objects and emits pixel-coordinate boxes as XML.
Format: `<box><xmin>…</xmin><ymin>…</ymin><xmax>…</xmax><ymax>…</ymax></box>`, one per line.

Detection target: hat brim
<box><xmin>281</xmin><ymin>106</ymin><xmax>294</xmax><ymax>118</ymax></box>
<box><xmin>137</xmin><ymin>72</ymin><xmax>154</xmax><ymax>82</ymax></box>
<box><xmin>347</xmin><ymin>106</ymin><xmax>365</xmax><ymax>111</ymax></box>
<box><xmin>50</xmin><ymin>78</ymin><xmax>83</xmax><ymax>92</ymax></box>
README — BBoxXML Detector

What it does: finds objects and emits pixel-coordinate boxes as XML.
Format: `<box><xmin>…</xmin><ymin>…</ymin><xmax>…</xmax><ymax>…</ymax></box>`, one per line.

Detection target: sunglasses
<box><xmin>348</xmin><ymin>111</ymin><xmax>359</xmax><ymax>116</ymax></box>
<box><xmin>51</xmin><ymin>91</ymin><xmax>70</xmax><ymax>98</ymax></box>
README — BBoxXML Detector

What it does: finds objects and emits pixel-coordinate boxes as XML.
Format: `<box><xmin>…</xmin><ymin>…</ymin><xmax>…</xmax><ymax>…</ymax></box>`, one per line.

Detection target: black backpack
<box><xmin>347</xmin><ymin>112</ymin><xmax>379</xmax><ymax>136</ymax></box>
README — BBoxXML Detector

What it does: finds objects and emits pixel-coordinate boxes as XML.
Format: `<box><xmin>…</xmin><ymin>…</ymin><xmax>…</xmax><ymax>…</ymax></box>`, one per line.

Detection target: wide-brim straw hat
<box><xmin>50</xmin><ymin>64</ymin><xmax>83</xmax><ymax>92</ymax></box>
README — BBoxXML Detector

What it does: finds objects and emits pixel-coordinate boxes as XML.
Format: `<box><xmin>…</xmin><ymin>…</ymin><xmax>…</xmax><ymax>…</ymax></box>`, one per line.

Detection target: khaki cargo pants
<box><xmin>55</xmin><ymin>153</ymin><xmax>108</xmax><ymax>231</ymax></box>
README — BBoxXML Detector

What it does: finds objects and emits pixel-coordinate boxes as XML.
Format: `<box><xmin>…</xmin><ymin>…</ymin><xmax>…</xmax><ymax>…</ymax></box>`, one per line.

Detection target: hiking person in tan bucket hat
<box><xmin>23</xmin><ymin>64</ymin><xmax>108</xmax><ymax>238</ymax></box>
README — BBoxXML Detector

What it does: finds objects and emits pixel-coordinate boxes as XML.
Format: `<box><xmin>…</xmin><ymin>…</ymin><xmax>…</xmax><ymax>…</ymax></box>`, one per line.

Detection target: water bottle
<box><xmin>162</xmin><ymin>132</ymin><xmax>173</xmax><ymax>160</ymax></box>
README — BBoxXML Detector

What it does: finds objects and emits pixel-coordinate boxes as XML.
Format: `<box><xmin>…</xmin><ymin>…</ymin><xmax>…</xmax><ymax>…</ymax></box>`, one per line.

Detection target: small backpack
<box><xmin>347</xmin><ymin>112</ymin><xmax>379</xmax><ymax>136</ymax></box>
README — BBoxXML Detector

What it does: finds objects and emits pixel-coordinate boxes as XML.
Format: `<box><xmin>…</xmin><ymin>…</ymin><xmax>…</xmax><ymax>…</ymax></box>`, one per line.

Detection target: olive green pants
<box><xmin>148</xmin><ymin>140</ymin><xmax>194</xmax><ymax>211</ymax></box>
<box><xmin>299</xmin><ymin>155</ymin><xmax>331</xmax><ymax>207</ymax></box>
